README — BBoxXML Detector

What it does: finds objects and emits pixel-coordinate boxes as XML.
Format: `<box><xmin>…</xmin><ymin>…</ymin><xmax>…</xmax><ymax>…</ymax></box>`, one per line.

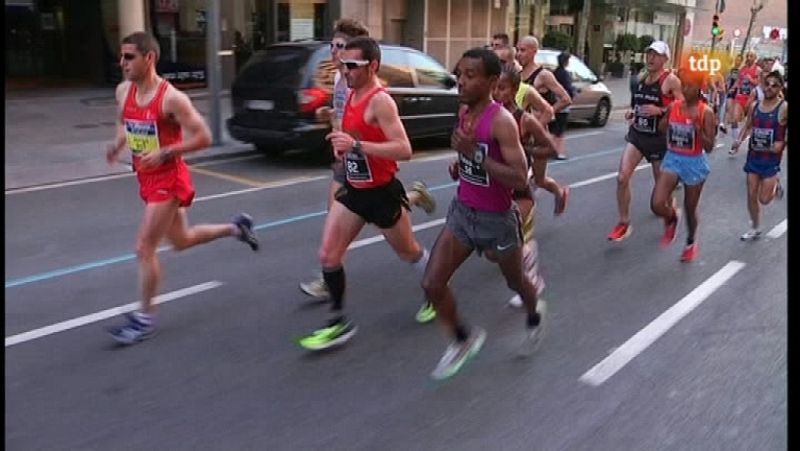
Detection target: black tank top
<box><xmin>631</xmin><ymin>71</ymin><xmax>671</xmax><ymax>135</ymax></box>
<box><xmin>525</xmin><ymin>66</ymin><xmax>558</xmax><ymax>106</ymax></box>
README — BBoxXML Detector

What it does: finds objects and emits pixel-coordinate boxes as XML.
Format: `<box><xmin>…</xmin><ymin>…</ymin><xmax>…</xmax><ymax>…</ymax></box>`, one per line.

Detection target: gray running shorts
<box><xmin>446</xmin><ymin>198</ymin><xmax>522</xmax><ymax>256</ymax></box>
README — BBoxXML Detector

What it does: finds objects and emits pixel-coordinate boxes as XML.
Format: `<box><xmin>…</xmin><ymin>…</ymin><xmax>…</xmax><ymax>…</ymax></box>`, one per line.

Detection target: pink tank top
<box><xmin>456</xmin><ymin>102</ymin><xmax>513</xmax><ymax>212</ymax></box>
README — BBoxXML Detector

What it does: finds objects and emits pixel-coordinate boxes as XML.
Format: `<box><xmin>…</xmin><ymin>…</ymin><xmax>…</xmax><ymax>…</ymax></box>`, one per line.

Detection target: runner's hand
<box><xmin>451</xmin><ymin>127</ymin><xmax>477</xmax><ymax>160</ymax></box>
<box><xmin>140</xmin><ymin>149</ymin><xmax>168</xmax><ymax>168</ymax></box>
<box><xmin>448</xmin><ymin>159</ymin><xmax>459</xmax><ymax>180</ymax></box>
<box><xmin>105</xmin><ymin>142</ymin><xmax>122</xmax><ymax>165</ymax></box>
<box><xmin>637</xmin><ymin>104</ymin><xmax>663</xmax><ymax>117</ymax></box>
<box><xmin>316</xmin><ymin>106</ymin><xmax>334</xmax><ymax>123</ymax></box>
<box><xmin>326</xmin><ymin>130</ymin><xmax>356</xmax><ymax>158</ymax></box>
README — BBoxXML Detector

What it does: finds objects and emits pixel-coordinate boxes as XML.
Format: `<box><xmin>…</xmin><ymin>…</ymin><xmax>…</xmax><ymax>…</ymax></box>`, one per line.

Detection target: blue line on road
<box><xmin>6</xmin><ymin>146</ymin><xmax>624</xmax><ymax>289</ymax></box>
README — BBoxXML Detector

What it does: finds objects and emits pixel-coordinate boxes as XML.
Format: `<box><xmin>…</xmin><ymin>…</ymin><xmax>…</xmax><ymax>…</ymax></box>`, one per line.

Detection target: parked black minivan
<box><xmin>227</xmin><ymin>41</ymin><xmax>459</xmax><ymax>159</ymax></box>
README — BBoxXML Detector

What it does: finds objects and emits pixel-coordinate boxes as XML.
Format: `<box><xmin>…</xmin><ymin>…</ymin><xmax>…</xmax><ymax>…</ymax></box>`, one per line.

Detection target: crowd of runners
<box><xmin>104</xmin><ymin>20</ymin><xmax>786</xmax><ymax>380</ymax></box>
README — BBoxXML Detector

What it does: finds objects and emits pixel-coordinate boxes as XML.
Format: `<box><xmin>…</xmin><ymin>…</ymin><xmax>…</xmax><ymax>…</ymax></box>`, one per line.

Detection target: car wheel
<box><xmin>591</xmin><ymin>98</ymin><xmax>611</xmax><ymax>127</ymax></box>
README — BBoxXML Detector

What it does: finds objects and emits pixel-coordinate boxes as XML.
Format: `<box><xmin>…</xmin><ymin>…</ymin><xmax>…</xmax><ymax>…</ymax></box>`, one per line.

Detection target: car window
<box><xmin>407</xmin><ymin>51</ymin><xmax>453</xmax><ymax>88</ymax></box>
<box><xmin>237</xmin><ymin>46</ymin><xmax>310</xmax><ymax>87</ymax></box>
<box><xmin>378</xmin><ymin>48</ymin><xmax>415</xmax><ymax>88</ymax></box>
<box><xmin>534</xmin><ymin>52</ymin><xmax>558</xmax><ymax>70</ymax></box>
<box><xmin>568</xmin><ymin>56</ymin><xmax>596</xmax><ymax>82</ymax></box>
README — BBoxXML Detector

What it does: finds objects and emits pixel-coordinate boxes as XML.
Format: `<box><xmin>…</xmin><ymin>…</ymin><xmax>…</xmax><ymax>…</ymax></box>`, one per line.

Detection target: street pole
<box><xmin>206</xmin><ymin>0</ymin><xmax>222</xmax><ymax>146</ymax></box>
<box><xmin>739</xmin><ymin>1</ymin><xmax>765</xmax><ymax>59</ymax></box>
<box><xmin>710</xmin><ymin>0</ymin><xmax>719</xmax><ymax>54</ymax></box>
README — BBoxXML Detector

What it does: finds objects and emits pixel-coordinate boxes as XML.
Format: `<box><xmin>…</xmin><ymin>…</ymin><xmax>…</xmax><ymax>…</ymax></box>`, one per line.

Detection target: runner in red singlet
<box><xmin>105</xmin><ymin>32</ymin><xmax>258</xmax><ymax>345</ymax></box>
<box><xmin>296</xmin><ymin>37</ymin><xmax>433</xmax><ymax>351</ymax></box>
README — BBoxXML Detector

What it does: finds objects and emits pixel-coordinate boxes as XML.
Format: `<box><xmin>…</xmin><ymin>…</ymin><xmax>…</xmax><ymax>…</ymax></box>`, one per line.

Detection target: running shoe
<box><xmin>607</xmin><ymin>223</ymin><xmax>632</xmax><ymax>242</ymax></box>
<box><xmin>719</xmin><ymin>124</ymin><xmax>728</xmax><ymax>134</ymax></box>
<box><xmin>297</xmin><ymin>317</ymin><xmax>357</xmax><ymax>351</ymax></box>
<box><xmin>415</xmin><ymin>301</ymin><xmax>437</xmax><ymax>324</ymax></box>
<box><xmin>518</xmin><ymin>299</ymin><xmax>548</xmax><ymax>357</ymax></box>
<box><xmin>233</xmin><ymin>213</ymin><xmax>259</xmax><ymax>251</ymax></box>
<box><xmin>740</xmin><ymin>229</ymin><xmax>762</xmax><ymax>241</ymax></box>
<box><xmin>108</xmin><ymin>312</ymin><xmax>156</xmax><ymax>345</ymax></box>
<box><xmin>554</xmin><ymin>186</ymin><xmax>570</xmax><ymax>216</ymax></box>
<box><xmin>430</xmin><ymin>326</ymin><xmax>486</xmax><ymax>380</ymax></box>
<box><xmin>409</xmin><ymin>181</ymin><xmax>437</xmax><ymax>215</ymax></box>
<box><xmin>660</xmin><ymin>209</ymin><xmax>680</xmax><ymax>248</ymax></box>
<box><xmin>680</xmin><ymin>243</ymin><xmax>699</xmax><ymax>262</ymax></box>
<box><xmin>299</xmin><ymin>274</ymin><xmax>330</xmax><ymax>299</ymax></box>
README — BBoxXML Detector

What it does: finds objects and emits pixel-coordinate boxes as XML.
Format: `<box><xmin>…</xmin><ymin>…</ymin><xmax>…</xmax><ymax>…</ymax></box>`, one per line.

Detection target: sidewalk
<box><xmin>5</xmin><ymin>75</ymin><xmax>634</xmax><ymax>190</ymax></box>
<box><xmin>5</xmin><ymin>87</ymin><xmax>247</xmax><ymax>191</ymax></box>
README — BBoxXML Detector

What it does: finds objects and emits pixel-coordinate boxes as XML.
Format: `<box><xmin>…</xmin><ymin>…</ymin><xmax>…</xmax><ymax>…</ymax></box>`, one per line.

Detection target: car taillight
<box><xmin>298</xmin><ymin>88</ymin><xmax>330</xmax><ymax>114</ymax></box>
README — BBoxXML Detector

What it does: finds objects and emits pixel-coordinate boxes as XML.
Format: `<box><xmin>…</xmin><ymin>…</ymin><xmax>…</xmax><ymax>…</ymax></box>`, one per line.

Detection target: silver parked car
<box><xmin>534</xmin><ymin>49</ymin><xmax>613</xmax><ymax>127</ymax></box>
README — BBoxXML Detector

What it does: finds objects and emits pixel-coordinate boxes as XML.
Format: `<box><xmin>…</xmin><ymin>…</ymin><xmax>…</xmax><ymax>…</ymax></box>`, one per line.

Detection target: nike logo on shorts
<box><xmin>496</xmin><ymin>243</ymin><xmax>514</xmax><ymax>251</ymax></box>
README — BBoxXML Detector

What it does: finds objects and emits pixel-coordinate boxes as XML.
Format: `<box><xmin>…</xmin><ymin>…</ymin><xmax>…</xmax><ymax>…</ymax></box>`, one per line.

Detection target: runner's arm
<box><xmin>484</xmin><ymin>109</ymin><xmax>529</xmax><ymax>190</ymax></box>
<box><xmin>106</xmin><ymin>82</ymin><xmax>129</xmax><ymax>163</ymax></box>
<box><xmin>664</xmin><ymin>73</ymin><xmax>684</xmax><ymax>105</ymax></box>
<box><xmin>699</xmin><ymin>104</ymin><xmax>716</xmax><ymax>153</ymax></box>
<box><xmin>658</xmin><ymin>104</ymin><xmax>672</xmax><ymax>135</ymax></box>
<box><xmin>732</xmin><ymin>103</ymin><xmax>756</xmax><ymax>150</ymax></box>
<box><xmin>540</xmin><ymin>71</ymin><xmax>572</xmax><ymax>114</ymax></box>
<box><xmin>523</xmin><ymin>113</ymin><xmax>555</xmax><ymax>155</ymax></box>
<box><xmin>523</xmin><ymin>86</ymin><xmax>554</xmax><ymax>124</ymax></box>
<box><xmin>327</xmin><ymin>92</ymin><xmax>412</xmax><ymax>161</ymax></box>
<box><xmin>161</xmin><ymin>88</ymin><xmax>212</xmax><ymax>155</ymax></box>
<box><xmin>774</xmin><ymin>102</ymin><xmax>788</xmax><ymax>153</ymax></box>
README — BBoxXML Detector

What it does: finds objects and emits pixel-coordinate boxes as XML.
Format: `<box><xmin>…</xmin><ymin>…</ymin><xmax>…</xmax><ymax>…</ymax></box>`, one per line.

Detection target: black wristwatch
<box><xmin>161</xmin><ymin>149</ymin><xmax>174</xmax><ymax>162</ymax></box>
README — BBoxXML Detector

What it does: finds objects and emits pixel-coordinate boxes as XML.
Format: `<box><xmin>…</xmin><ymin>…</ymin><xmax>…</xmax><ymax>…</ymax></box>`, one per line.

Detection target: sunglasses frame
<box><xmin>340</xmin><ymin>59</ymin><xmax>371</xmax><ymax>70</ymax></box>
<box><xmin>121</xmin><ymin>53</ymin><xmax>138</xmax><ymax>61</ymax></box>
<box><xmin>330</xmin><ymin>41</ymin><xmax>346</xmax><ymax>50</ymax></box>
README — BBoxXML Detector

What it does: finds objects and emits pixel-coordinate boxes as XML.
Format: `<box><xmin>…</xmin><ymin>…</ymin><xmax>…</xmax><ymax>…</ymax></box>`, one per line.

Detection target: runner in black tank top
<box><xmin>515</xmin><ymin>36</ymin><xmax>571</xmax><ymax>216</ymax></box>
<box><xmin>608</xmin><ymin>40</ymin><xmax>683</xmax><ymax>242</ymax></box>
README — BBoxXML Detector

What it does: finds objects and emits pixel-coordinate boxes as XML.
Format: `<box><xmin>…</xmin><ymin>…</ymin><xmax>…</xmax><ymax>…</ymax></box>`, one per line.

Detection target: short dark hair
<box><xmin>345</xmin><ymin>36</ymin><xmax>381</xmax><ymax>64</ymax></box>
<box><xmin>461</xmin><ymin>47</ymin><xmax>502</xmax><ymax>78</ymax></box>
<box><xmin>492</xmin><ymin>32</ymin><xmax>510</xmax><ymax>44</ymax></box>
<box><xmin>557</xmin><ymin>51</ymin><xmax>571</xmax><ymax>68</ymax></box>
<box><xmin>500</xmin><ymin>63</ymin><xmax>521</xmax><ymax>87</ymax></box>
<box><xmin>333</xmin><ymin>18</ymin><xmax>369</xmax><ymax>39</ymax></box>
<box><xmin>765</xmin><ymin>70</ymin><xmax>784</xmax><ymax>86</ymax></box>
<box><xmin>121</xmin><ymin>32</ymin><xmax>160</xmax><ymax>61</ymax></box>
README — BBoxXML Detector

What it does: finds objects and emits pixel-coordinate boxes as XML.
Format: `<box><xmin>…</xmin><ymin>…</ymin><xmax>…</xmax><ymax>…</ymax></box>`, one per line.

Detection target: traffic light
<box><xmin>711</xmin><ymin>15</ymin><xmax>722</xmax><ymax>37</ymax></box>
<box><xmin>770</xmin><ymin>28</ymin><xmax>780</xmax><ymax>40</ymax></box>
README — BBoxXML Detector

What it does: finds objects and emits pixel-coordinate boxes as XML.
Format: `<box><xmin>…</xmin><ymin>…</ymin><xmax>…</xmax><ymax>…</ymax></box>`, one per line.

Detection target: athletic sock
<box><xmin>411</xmin><ymin>248</ymin><xmax>429</xmax><ymax>278</ymax></box>
<box><xmin>323</xmin><ymin>267</ymin><xmax>346</xmax><ymax>312</ymax></box>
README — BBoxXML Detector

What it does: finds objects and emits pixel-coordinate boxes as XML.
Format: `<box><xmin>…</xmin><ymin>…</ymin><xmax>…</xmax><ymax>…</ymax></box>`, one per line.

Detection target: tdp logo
<box><xmin>688</xmin><ymin>54</ymin><xmax>722</xmax><ymax>76</ymax></box>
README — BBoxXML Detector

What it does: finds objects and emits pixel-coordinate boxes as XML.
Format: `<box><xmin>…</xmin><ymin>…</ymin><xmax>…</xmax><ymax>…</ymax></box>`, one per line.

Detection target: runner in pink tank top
<box><xmin>423</xmin><ymin>47</ymin><xmax>548</xmax><ymax>380</ymax></box>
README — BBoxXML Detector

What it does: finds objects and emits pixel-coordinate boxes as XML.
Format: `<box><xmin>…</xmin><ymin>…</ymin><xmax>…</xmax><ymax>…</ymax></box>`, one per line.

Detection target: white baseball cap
<box><xmin>645</xmin><ymin>41</ymin><xmax>671</xmax><ymax>59</ymax></box>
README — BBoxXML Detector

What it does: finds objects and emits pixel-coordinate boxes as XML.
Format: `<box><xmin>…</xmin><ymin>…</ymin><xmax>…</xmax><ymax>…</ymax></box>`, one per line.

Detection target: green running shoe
<box><xmin>297</xmin><ymin>317</ymin><xmax>357</xmax><ymax>351</ymax></box>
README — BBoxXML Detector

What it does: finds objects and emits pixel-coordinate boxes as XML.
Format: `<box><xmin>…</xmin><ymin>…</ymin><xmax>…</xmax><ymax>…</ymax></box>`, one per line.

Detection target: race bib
<box><xmin>668</xmin><ymin>123</ymin><xmax>695</xmax><ymax>152</ymax></box>
<box><xmin>345</xmin><ymin>149</ymin><xmax>373</xmax><ymax>182</ymax></box>
<box><xmin>458</xmin><ymin>143</ymin><xmax>490</xmax><ymax>187</ymax></box>
<box><xmin>125</xmin><ymin>119</ymin><xmax>160</xmax><ymax>155</ymax></box>
<box><xmin>633</xmin><ymin>106</ymin><xmax>658</xmax><ymax>134</ymax></box>
<box><xmin>740</xmin><ymin>80</ymin><xmax>752</xmax><ymax>96</ymax></box>
<box><xmin>750</xmin><ymin>127</ymin><xmax>776</xmax><ymax>152</ymax></box>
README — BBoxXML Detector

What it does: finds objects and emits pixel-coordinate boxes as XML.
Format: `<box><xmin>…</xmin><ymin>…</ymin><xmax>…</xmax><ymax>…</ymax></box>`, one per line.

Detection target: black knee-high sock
<box><xmin>323</xmin><ymin>267</ymin><xmax>346</xmax><ymax>313</ymax></box>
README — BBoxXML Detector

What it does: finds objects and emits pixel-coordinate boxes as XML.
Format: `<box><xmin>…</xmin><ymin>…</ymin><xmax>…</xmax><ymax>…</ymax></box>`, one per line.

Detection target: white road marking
<box><xmin>568</xmin><ymin>163</ymin><xmax>651</xmax><ymax>188</ymax></box>
<box><xmin>348</xmin><ymin>218</ymin><xmax>446</xmax><ymax>250</ymax></box>
<box><xmin>194</xmin><ymin>175</ymin><xmax>329</xmax><ymax>202</ymax></box>
<box><xmin>766</xmin><ymin>219</ymin><xmax>787</xmax><ymax>239</ymax></box>
<box><xmin>5</xmin><ymin>281</ymin><xmax>223</xmax><ymax>347</ymax></box>
<box><xmin>578</xmin><ymin>261</ymin><xmax>746</xmax><ymax>386</ymax></box>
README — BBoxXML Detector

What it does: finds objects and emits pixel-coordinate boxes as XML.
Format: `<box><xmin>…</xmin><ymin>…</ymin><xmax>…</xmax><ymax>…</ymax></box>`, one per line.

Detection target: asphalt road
<box><xmin>5</xmin><ymin>122</ymin><xmax>787</xmax><ymax>451</ymax></box>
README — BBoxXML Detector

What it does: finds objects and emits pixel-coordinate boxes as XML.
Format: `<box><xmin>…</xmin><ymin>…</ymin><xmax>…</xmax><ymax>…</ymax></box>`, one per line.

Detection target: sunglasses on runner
<box><xmin>340</xmin><ymin>59</ymin><xmax>370</xmax><ymax>70</ymax></box>
<box><xmin>121</xmin><ymin>53</ymin><xmax>137</xmax><ymax>61</ymax></box>
<box><xmin>766</xmin><ymin>82</ymin><xmax>782</xmax><ymax>89</ymax></box>
<box><xmin>330</xmin><ymin>42</ymin><xmax>346</xmax><ymax>50</ymax></box>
